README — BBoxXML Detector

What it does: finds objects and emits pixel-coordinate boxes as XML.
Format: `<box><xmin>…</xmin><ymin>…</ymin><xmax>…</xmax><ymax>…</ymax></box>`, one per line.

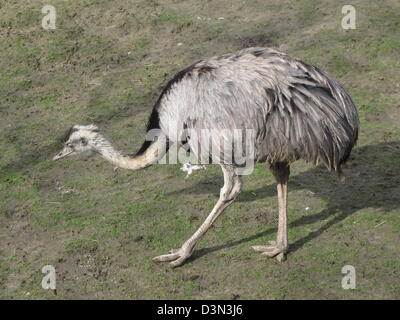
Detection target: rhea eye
<box><xmin>80</xmin><ymin>138</ymin><xmax>88</xmax><ymax>145</ymax></box>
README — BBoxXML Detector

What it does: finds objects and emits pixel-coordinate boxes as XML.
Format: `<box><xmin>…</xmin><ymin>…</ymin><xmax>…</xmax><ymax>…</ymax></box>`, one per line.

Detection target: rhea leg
<box><xmin>252</xmin><ymin>162</ymin><xmax>289</xmax><ymax>262</ymax></box>
<box><xmin>153</xmin><ymin>164</ymin><xmax>242</xmax><ymax>267</ymax></box>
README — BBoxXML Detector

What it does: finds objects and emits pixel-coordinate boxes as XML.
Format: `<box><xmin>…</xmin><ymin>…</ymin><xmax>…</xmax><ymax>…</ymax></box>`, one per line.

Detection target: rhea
<box><xmin>53</xmin><ymin>47</ymin><xmax>359</xmax><ymax>267</ymax></box>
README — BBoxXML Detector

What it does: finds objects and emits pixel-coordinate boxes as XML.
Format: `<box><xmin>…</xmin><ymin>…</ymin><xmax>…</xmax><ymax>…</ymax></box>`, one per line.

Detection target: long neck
<box><xmin>93</xmin><ymin>134</ymin><xmax>166</xmax><ymax>170</ymax></box>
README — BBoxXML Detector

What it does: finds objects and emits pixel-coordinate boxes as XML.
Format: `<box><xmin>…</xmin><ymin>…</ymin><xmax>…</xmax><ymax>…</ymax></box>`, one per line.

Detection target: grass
<box><xmin>0</xmin><ymin>0</ymin><xmax>399</xmax><ymax>299</ymax></box>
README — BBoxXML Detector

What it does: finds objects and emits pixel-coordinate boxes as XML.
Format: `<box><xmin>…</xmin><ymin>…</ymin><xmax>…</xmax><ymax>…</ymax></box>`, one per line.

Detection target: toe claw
<box><xmin>152</xmin><ymin>252</ymin><xmax>180</xmax><ymax>262</ymax></box>
<box><xmin>261</xmin><ymin>248</ymin><xmax>281</xmax><ymax>258</ymax></box>
<box><xmin>252</xmin><ymin>245</ymin><xmax>279</xmax><ymax>253</ymax></box>
<box><xmin>251</xmin><ymin>245</ymin><xmax>269</xmax><ymax>252</ymax></box>
<box><xmin>276</xmin><ymin>252</ymin><xmax>286</xmax><ymax>262</ymax></box>
<box><xmin>153</xmin><ymin>248</ymin><xmax>192</xmax><ymax>267</ymax></box>
<box><xmin>169</xmin><ymin>256</ymin><xmax>187</xmax><ymax>268</ymax></box>
<box><xmin>252</xmin><ymin>242</ymin><xmax>287</xmax><ymax>261</ymax></box>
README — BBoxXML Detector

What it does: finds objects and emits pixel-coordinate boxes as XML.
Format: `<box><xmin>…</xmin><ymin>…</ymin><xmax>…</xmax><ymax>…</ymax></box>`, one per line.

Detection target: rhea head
<box><xmin>53</xmin><ymin>124</ymin><xmax>101</xmax><ymax>161</ymax></box>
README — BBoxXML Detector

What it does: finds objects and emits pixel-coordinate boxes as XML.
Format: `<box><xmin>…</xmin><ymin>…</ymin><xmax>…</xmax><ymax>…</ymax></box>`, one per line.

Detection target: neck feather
<box><xmin>93</xmin><ymin>133</ymin><xmax>163</xmax><ymax>170</ymax></box>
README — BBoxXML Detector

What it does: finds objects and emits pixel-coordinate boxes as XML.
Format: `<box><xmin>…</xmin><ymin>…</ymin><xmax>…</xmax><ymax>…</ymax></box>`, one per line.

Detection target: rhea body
<box><xmin>53</xmin><ymin>47</ymin><xmax>359</xmax><ymax>267</ymax></box>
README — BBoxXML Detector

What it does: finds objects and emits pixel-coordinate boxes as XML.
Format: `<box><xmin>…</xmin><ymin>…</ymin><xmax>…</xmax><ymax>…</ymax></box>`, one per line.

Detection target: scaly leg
<box><xmin>153</xmin><ymin>164</ymin><xmax>242</xmax><ymax>267</ymax></box>
<box><xmin>252</xmin><ymin>162</ymin><xmax>289</xmax><ymax>262</ymax></box>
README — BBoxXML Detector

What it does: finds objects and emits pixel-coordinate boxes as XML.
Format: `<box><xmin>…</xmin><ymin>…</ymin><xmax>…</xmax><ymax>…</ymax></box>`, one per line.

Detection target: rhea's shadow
<box><xmin>168</xmin><ymin>141</ymin><xmax>400</xmax><ymax>263</ymax></box>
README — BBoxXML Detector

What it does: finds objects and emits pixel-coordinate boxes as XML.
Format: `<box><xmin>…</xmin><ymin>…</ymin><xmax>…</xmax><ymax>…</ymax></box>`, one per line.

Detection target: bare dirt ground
<box><xmin>0</xmin><ymin>0</ymin><xmax>399</xmax><ymax>299</ymax></box>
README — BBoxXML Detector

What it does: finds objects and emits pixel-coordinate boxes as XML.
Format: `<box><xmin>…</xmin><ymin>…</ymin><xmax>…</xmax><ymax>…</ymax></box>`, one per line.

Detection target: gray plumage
<box><xmin>146</xmin><ymin>47</ymin><xmax>358</xmax><ymax>175</ymax></box>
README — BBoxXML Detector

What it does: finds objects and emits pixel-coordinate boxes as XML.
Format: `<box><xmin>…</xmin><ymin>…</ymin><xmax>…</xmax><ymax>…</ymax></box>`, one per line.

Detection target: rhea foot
<box><xmin>153</xmin><ymin>247</ymin><xmax>193</xmax><ymax>268</ymax></box>
<box><xmin>252</xmin><ymin>240</ymin><xmax>287</xmax><ymax>262</ymax></box>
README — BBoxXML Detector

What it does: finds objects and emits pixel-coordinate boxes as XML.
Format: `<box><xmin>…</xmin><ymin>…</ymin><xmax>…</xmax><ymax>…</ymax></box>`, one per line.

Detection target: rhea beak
<box><xmin>53</xmin><ymin>146</ymin><xmax>74</xmax><ymax>161</ymax></box>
